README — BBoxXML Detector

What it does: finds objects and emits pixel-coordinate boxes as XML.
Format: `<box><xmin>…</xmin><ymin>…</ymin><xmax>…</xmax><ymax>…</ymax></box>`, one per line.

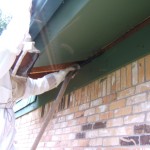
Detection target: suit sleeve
<box><xmin>22</xmin><ymin>74</ymin><xmax>58</xmax><ymax>99</ymax></box>
<box><xmin>21</xmin><ymin>70</ymin><xmax>70</xmax><ymax>99</ymax></box>
<box><xmin>21</xmin><ymin>67</ymin><xmax>75</xmax><ymax>98</ymax></box>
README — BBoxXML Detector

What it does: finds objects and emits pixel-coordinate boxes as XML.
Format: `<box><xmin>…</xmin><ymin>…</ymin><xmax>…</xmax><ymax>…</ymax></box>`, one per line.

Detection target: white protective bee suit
<box><xmin>0</xmin><ymin>0</ymin><xmax>74</xmax><ymax>149</ymax></box>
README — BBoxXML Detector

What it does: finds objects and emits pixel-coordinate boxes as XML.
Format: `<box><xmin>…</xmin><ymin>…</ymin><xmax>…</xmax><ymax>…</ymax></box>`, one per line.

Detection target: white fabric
<box><xmin>0</xmin><ymin>109</ymin><xmax>16</xmax><ymax>150</ymax></box>
<box><xmin>0</xmin><ymin>69</ymin><xmax>72</xmax><ymax>149</ymax></box>
<box><xmin>0</xmin><ymin>0</ymin><xmax>32</xmax><ymax>78</ymax></box>
<box><xmin>0</xmin><ymin>0</ymin><xmax>31</xmax><ymax>55</ymax></box>
<box><xmin>0</xmin><ymin>0</ymin><xmax>75</xmax><ymax>148</ymax></box>
<box><xmin>11</xmin><ymin>38</ymin><xmax>40</xmax><ymax>76</ymax></box>
<box><xmin>52</xmin><ymin>67</ymin><xmax>75</xmax><ymax>87</ymax></box>
<box><xmin>0</xmin><ymin>0</ymin><xmax>32</xmax><ymax>149</ymax></box>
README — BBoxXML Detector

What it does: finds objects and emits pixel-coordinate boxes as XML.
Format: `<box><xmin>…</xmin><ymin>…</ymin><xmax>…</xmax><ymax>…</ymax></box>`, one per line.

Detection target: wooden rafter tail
<box><xmin>29</xmin><ymin>62</ymin><xmax>77</xmax><ymax>78</ymax></box>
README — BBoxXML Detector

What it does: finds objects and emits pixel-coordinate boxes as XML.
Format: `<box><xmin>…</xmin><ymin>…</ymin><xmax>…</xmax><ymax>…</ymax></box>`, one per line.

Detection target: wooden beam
<box><xmin>29</xmin><ymin>62</ymin><xmax>76</xmax><ymax>78</ymax></box>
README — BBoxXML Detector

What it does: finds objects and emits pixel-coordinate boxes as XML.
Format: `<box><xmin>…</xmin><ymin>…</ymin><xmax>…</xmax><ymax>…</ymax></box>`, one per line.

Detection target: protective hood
<box><xmin>11</xmin><ymin>40</ymin><xmax>40</xmax><ymax>77</ymax></box>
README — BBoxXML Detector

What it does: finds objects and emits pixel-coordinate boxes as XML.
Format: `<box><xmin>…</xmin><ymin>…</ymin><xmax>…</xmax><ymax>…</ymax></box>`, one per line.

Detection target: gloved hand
<box><xmin>52</xmin><ymin>64</ymin><xmax>80</xmax><ymax>87</ymax></box>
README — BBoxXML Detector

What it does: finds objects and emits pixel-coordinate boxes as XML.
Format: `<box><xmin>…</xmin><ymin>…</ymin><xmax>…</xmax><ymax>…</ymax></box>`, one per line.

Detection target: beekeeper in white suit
<box><xmin>0</xmin><ymin>0</ymin><xmax>75</xmax><ymax>149</ymax></box>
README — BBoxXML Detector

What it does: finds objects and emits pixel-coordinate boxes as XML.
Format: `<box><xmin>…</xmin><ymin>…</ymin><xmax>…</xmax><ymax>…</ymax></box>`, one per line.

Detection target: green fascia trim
<box><xmin>30</xmin><ymin>0</ymin><xmax>64</xmax><ymax>39</ymax></box>
<box><xmin>34</xmin><ymin>0</ymin><xmax>89</xmax><ymax>54</ymax></box>
<box><xmin>14</xmin><ymin>96</ymin><xmax>36</xmax><ymax>113</ymax></box>
<box><xmin>15</xmin><ymin>24</ymin><xmax>150</xmax><ymax>118</ymax></box>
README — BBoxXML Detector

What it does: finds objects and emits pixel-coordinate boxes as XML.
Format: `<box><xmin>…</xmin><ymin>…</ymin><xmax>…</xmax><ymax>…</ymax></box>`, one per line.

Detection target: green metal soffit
<box><xmin>35</xmin><ymin>0</ymin><xmax>150</xmax><ymax>65</ymax></box>
<box><xmin>15</xmin><ymin>0</ymin><xmax>150</xmax><ymax>117</ymax></box>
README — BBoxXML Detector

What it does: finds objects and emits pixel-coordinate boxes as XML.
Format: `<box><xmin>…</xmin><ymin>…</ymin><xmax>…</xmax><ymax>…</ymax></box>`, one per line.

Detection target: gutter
<box><xmin>30</xmin><ymin>0</ymin><xmax>64</xmax><ymax>40</ymax></box>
